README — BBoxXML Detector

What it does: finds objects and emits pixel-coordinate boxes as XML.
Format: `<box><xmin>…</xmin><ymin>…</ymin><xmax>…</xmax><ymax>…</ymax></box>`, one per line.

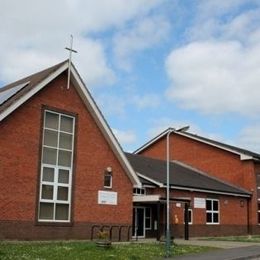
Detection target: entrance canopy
<box><xmin>133</xmin><ymin>195</ymin><xmax>190</xmax><ymax>204</ymax></box>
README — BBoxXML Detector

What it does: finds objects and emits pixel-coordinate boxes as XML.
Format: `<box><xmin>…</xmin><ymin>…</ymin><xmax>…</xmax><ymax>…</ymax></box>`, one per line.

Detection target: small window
<box><xmin>104</xmin><ymin>172</ymin><xmax>112</xmax><ymax>188</ymax></box>
<box><xmin>206</xmin><ymin>199</ymin><xmax>219</xmax><ymax>224</ymax></box>
<box><xmin>258</xmin><ymin>203</ymin><xmax>260</xmax><ymax>225</ymax></box>
<box><xmin>133</xmin><ymin>188</ymin><xmax>145</xmax><ymax>195</ymax></box>
<box><xmin>145</xmin><ymin>207</ymin><xmax>152</xmax><ymax>230</ymax></box>
<box><xmin>183</xmin><ymin>209</ymin><xmax>193</xmax><ymax>225</ymax></box>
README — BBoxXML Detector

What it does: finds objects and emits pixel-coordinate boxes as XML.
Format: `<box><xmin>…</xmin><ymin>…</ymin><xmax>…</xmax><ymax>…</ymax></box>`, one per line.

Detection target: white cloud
<box><xmin>132</xmin><ymin>94</ymin><xmax>161</xmax><ymax>109</ymax></box>
<box><xmin>0</xmin><ymin>0</ymin><xmax>162</xmax><ymax>86</ymax></box>
<box><xmin>165</xmin><ymin>4</ymin><xmax>260</xmax><ymax>117</ymax></box>
<box><xmin>112</xmin><ymin>128</ymin><xmax>137</xmax><ymax>145</ymax></box>
<box><xmin>237</xmin><ymin>125</ymin><xmax>260</xmax><ymax>153</ymax></box>
<box><xmin>73</xmin><ymin>38</ymin><xmax>116</xmax><ymax>87</ymax></box>
<box><xmin>147</xmin><ymin>118</ymin><xmax>196</xmax><ymax>138</ymax></box>
<box><xmin>96</xmin><ymin>94</ymin><xmax>126</xmax><ymax>117</ymax></box>
<box><xmin>114</xmin><ymin>15</ymin><xmax>170</xmax><ymax>70</ymax></box>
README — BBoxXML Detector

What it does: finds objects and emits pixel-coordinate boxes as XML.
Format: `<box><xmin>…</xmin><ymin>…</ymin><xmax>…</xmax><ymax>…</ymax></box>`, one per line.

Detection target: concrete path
<box><xmin>172</xmin><ymin>238</ymin><xmax>260</xmax><ymax>259</ymax></box>
<box><xmin>172</xmin><ymin>245</ymin><xmax>260</xmax><ymax>260</ymax></box>
<box><xmin>174</xmin><ymin>238</ymin><xmax>260</xmax><ymax>249</ymax></box>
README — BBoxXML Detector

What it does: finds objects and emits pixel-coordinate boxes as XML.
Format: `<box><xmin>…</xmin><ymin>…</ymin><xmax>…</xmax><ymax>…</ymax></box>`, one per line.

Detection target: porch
<box><xmin>132</xmin><ymin>195</ymin><xmax>190</xmax><ymax>240</ymax></box>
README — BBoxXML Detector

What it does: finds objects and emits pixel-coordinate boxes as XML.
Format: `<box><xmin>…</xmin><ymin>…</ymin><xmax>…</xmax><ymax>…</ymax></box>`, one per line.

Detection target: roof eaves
<box><xmin>172</xmin><ymin>160</ymin><xmax>252</xmax><ymax>195</ymax></box>
<box><xmin>134</xmin><ymin>128</ymin><xmax>260</xmax><ymax>161</ymax></box>
<box><xmin>0</xmin><ymin>60</ymin><xmax>68</xmax><ymax>121</ymax></box>
<box><xmin>170</xmin><ymin>185</ymin><xmax>251</xmax><ymax>198</ymax></box>
<box><xmin>137</xmin><ymin>172</ymin><xmax>164</xmax><ymax>187</ymax></box>
<box><xmin>70</xmin><ymin>64</ymin><xmax>141</xmax><ymax>187</ymax></box>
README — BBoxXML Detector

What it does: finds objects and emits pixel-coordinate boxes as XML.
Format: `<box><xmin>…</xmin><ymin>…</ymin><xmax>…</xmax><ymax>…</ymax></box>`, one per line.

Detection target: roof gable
<box><xmin>0</xmin><ymin>61</ymin><xmax>141</xmax><ymax>187</ymax></box>
<box><xmin>134</xmin><ymin>128</ymin><xmax>260</xmax><ymax>161</ymax></box>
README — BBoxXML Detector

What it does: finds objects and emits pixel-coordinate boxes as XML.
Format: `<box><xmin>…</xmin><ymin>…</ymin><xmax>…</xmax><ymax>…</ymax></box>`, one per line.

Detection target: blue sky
<box><xmin>1</xmin><ymin>0</ymin><xmax>260</xmax><ymax>152</ymax></box>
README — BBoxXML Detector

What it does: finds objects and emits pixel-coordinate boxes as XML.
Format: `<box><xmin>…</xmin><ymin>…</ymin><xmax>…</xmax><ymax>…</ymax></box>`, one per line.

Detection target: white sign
<box><xmin>194</xmin><ymin>197</ymin><xmax>206</xmax><ymax>208</ymax></box>
<box><xmin>98</xmin><ymin>190</ymin><xmax>118</xmax><ymax>205</ymax></box>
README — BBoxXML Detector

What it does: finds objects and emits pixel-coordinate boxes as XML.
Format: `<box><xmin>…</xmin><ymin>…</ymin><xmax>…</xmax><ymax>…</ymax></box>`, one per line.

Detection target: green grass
<box><xmin>0</xmin><ymin>241</ymin><xmax>216</xmax><ymax>260</ymax></box>
<box><xmin>201</xmin><ymin>235</ymin><xmax>260</xmax><ymax>243</ymax></box>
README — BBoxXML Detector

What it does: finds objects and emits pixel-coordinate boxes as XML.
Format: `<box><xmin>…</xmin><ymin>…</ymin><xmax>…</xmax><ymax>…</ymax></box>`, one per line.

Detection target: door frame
<box><xmin>133</xmin><ymin>206</ymin><xmax>146</xmax><ymax>238</ymax></box>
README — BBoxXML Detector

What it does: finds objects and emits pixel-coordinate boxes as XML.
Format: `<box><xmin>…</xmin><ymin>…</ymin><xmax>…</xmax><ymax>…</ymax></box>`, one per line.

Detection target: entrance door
<box><xmin>132</xmin><ymin>207</ymin><xmax>145</xmax><ymax>238</ymax></box>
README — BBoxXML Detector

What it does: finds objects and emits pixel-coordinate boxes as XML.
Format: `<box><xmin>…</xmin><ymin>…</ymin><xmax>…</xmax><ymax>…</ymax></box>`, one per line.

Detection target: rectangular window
<box><xmin>104</xmin><ymin>173</ymin><xmax>112</xmax><ymax>188</ymax></box>
<box><xmin>183</xmin><ymin>209</ymin><xmax>193</xmax><ymax>224</ymax></box>
<box><xmin>133</xmin><ymin>188</ymin><xmax>145</xmax><ymax>195</ymax></box>
<box><xmin>206</xmin><ymin>199</ymin><xmax>219</xmax><ymax>224</ymax></box>
<box><xmin>145</xmin><ymin>207</ymin><xmax>152</xmax><ymax>230</ymax></box>
<box><xmin>38</xmin><ymin>110</ymin><xmax>75</xmax><ymax>222</ymax></box>
<box><xmin>258</xmin><ymin>203</ymin><xmax>260</xmax><ymax>225</ymax></box>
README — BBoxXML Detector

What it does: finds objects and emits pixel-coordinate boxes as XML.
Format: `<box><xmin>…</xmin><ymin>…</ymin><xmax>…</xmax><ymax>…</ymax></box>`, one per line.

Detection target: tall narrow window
<box><xmin>38</xmin><ymin>110</ymin><xmax>75</xmax><ymax>222</ymax></box>
<box><xmin>145</xmin><ymin>207</ymin><xmax>152</xmax><ymax>230</ymax></box>
<box><xmin>104</xmin><ymin>171</ymin><xmax>112</xmax><ymax>188</ymax></box>
<box><xmin>183</xmin><ymin>209</ymin><xmax>193</xmax><ymax>224</ymax></box>
<box><xmin>206</xmin><ymin>199</ymin><xmax>219</xmax><ymax>224</ymax></box>
<box><xmin>258</xmin><ymin>203</ymin><xmax>260</xmax><ymax>225</ymax></box>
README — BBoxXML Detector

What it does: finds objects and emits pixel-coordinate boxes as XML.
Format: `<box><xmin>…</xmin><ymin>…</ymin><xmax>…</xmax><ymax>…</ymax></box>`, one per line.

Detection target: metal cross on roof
<box><xmin>65</xmin><ymin>35</ymin><xmax>77</xmax><ymax>89</ymax></box>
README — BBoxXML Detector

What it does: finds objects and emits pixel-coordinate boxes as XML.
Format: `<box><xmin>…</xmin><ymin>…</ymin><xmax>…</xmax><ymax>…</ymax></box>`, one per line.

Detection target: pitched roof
<box><xmin>134</xmin><ymin>128</ymin><xmax>260</xmax><ymax>161</ymax></box>
<box><xmin>0</xmin><ymin>60</ymin><xmax>141</xmax><ymax>187</ymax></box>
<box><xmin>126</xmin><ymin>152</ymin><xmax>251</xmax><ymax>197</ymax></box>
<box><xmin>0</xmin><ymin>60</ymin><xmax>68</xmax><ymax>116</ymax></box>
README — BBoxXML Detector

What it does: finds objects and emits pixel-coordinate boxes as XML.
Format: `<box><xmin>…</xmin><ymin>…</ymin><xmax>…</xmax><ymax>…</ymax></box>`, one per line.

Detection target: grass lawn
<box><xmin>201</xmin><ymin>235</ymin><xmax>260</xmax><ymax>243</ymax></box>
<box><xmin>0</xmin><ymin>241</ymin><xmax>216</xmax><ymax>260</ymax></box>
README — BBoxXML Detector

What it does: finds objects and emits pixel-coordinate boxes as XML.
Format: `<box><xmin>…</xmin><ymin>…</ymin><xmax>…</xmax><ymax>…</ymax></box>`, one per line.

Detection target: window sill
<box><xmin>35</xmin><ymin>221</ymin><xmax>73</xmax><ymax>227</ymax></box>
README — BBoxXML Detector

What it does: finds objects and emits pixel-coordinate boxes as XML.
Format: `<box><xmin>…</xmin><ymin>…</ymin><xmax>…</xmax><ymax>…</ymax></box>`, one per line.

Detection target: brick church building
<box><xmin>134</xmin><ymin>128</ymin><xmax>260</xmax><ymax>237</ymax></box>
<box><xmin>0</xmin><ymin>61</ymin><xmax>259</xmax><ymax>240</ymax></box>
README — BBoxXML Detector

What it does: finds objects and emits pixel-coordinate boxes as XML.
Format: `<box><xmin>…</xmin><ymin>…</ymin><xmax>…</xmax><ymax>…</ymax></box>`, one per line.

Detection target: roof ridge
<box><xmin>0</xmin><ymin>60</ymin><xmax>68</xmax><ymax>92</ymax></box>
<box><xmin>134</xmin><ymin>127</ymin><xmax>260</xmax><ymax>160</ymax></box>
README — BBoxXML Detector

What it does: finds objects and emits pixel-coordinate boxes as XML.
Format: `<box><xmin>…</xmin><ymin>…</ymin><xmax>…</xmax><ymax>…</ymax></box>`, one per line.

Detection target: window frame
<box><xmin>183</xmin><ymin>208</ymin><xmax>193</xmax><ymax>225</ymax></box>
<box><xmin>145</xmin><ymin>207</ymin><xmax>152</xmax><ymax>230</ymax></box>
<box><xmin>206</xmin><ymin>198</ymin><xmax>220</xmax><ymax>225</ymax></box>
<box><xmin>38</xmin><ymin>109</ymin><xmax>75</xmax><ymax>223</ymax></box>
<box><xmin>104</xmin><ymin>172</ymin><xmax>112</xmax><ymax>189</ymax></box>
<box><xmin>257</xmin><ymin>202</ymin><xmax>260</xmax><ymax>225</ymax></box>
<box><xmin>133</xmin><ymin>188</ymin><xmax>146</xmax><ymax>195</ymax></box>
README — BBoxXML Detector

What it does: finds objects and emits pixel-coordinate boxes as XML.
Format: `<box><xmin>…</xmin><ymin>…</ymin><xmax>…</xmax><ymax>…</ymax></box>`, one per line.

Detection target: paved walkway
<box><xmin>172</xmin><ymin>238</ymin><xmax>260</xmax><ymax>260</ymax></box>
<box><xmin>174</xmin><ymin>238</ymin><xmax>260</xmax><ymax>249</ymax></box>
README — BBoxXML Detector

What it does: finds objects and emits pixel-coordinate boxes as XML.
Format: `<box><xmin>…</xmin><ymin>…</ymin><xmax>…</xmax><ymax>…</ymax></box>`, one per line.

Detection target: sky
<box><xmin>1</xmin><ymin>0</ymin><xmax>260</xmax><ymax>152</ymax></box>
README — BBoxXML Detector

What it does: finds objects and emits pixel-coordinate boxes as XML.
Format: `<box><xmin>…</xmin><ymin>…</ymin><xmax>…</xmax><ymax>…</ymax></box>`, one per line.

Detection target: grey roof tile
<box><xmin>126</xmin><ymin>152</ymin><xmax>251</xmax><ymax>196</ymax></box>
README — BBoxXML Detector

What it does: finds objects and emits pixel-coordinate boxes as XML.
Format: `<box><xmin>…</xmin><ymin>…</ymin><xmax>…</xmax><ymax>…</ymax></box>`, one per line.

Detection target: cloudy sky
<box><xmin>1</xmin><ymin>0</ymin><xmax>260</xmax><ymax>152</ymax></box>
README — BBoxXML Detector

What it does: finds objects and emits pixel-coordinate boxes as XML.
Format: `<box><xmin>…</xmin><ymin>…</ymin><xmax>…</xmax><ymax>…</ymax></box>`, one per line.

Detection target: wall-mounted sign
<box><xmin>194</xmin><ymin>197</ymin><xmax>206</xmax><ymax>208</ymax></box>
<box><xmin>98</xmin><ymin>190</ymin><xmax>118</xmax><ymax>205</ymax></box>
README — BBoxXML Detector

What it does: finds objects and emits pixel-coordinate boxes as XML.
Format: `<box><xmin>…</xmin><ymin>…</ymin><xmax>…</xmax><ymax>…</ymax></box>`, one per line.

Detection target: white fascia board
<box><xmin>133</xmin><ymin>194</ymin><xmax>161</xmax><ymax>202</ymax></box>
<box><xmin>137</xmin><ymin>172</ymin><xmax>164</xmax><ymax>187</ymax></box>
<box><xmin>70</xmin><ymin>66</ymin><xmax>141</xmax><ymax>187</ymax></box>
<box><xmin>135</xmin><ymin>129</ymin><xmax>254</xmax><ymax>161</ymax></box>
<box><xmin>0</xmin><ymin>62</ymin><xmax>68</xmax><ymax>122</ymax></box>
<box><xmin>170</xmin><ymin>185</ymin><xmax>251</xmax><ymax>198</ymax></box>
<box><xmin>134</xmin><ymin>129</ymin><xmax>168</xmax><ymax>154</ymax></box>
<box><xmin>176</xmin><ymin>132</ymin><xmax>254</xmax><ymax>161</ymax></box>
<box><xmin>240</xmin><ymin>154</ymin><xmax>254</xmax><ymax>160</ymax></box>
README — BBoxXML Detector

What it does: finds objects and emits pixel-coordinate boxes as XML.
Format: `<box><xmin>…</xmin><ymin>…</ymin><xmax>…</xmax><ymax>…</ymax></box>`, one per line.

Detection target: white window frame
<box><xmin>183</xmin><ymin>208</ymin><xmax>193</xmax><ymax>225</ymax></box>
<box><xmin>38</xmin><ymin>110</ymin><xmax>75</xmax><ymax>223</ymax></box>
<box><xmin>257</xmin><ymin>202</ymin><xmax>260</xmax><ymax>225</ymax></box>
<box><xmin>104</xmin><ymin>173</ymin><xmax>112</xmax><ymax>189</ymax></box>
<box><xmin>206</xmin><ymin>199</ymin><xmax>219</xmax><ymax>225</ymax></box>
<box><xmin>133</xmin><ymin>188</ymin><xmax>146</xmax><ymax>195</ymax></box>
<box><xmin>145</xmin><ymin>207</ymin><xmax>152</xmax><ymax>230</ymax></box>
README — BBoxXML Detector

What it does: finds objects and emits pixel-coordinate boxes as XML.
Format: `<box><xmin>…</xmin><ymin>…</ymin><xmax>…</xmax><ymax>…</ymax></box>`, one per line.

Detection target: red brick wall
<box><xmin>140</xmin><ymin>134</ymin><xmax>258</xmax><ymax>227</ymax></box>
<box><xmin>145</xmin><ymin>188</ymin><xmax>249</xmax><ymax>237</ymax></box>
<box><xmin>0</xmin><ymin>73</ymin><xmax>133</xmax><ymax>239</ymax></box>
